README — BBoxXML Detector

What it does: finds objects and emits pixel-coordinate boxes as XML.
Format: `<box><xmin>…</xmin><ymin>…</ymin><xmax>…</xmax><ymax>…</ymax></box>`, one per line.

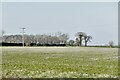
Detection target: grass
<box><xmin>1</xmin><ymin>47</ymin><xmax>118</xmax><ymax>78</ymax></box>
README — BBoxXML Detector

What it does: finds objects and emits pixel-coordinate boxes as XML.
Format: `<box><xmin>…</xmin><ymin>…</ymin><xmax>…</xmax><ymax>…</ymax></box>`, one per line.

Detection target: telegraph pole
<box><xmin>20</xmin><ymin>28</ymin><xmax>26</xmax><ymax>47</ymax></box>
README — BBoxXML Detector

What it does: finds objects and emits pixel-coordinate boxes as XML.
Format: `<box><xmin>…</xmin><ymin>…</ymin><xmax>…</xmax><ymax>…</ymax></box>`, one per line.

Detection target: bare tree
<box><xmin>24</xmin><ymin>35</ymin><xmax>31</xmax><ymax>46</ymax></box>
<box><xmin>68</xmin><ymin>40</ymin><xmax>74</xmax><ymax>46</ymax></box>
<box><xmin>75</xmin><ymin>38</ymin><xmax>79</xmax><ymax>46</ymax></box>
<box><xmin>52</xmin><ymin>36</ymin><xmax>60</xmax><ymax>44</ymax></box>
<box><xmin>2</xmin><ymin>32</ymin><xmax>69</xmax><ymax>46</ymax></box>
<box><xmin>29</xmin><ymin>35</ymin><xmax>35</xmax><ymax>43</ymax></box>
<box><xmin>84</xmin><ymin>35</ymin><xmax>92</xmax><ymax>46</ymax></box>
<box><xmin>108</xmin><ymin>41</ymin><xmax>114</xmax><ymax>47</ymax></box>
<box><xmin>75</xmin><ymin>32</ymin><xmax>86</xmax><ymax>46</ymax></box>
<box><xmin>59</xmin><ymin>33</ymin><xmax>69</xmax><ymax>44</ymax></box>
<box><xmin>0</xmin><ymin>30</ymin><xmax>5</xmax><ymax>42</ymax></box>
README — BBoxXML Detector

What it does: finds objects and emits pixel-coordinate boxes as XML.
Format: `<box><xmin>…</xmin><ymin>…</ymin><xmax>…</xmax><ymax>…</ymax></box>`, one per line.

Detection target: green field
<box><xmin>2</xmin><ymin>47</ymin><xmax>118</xmax><ymax>78</ymax></box>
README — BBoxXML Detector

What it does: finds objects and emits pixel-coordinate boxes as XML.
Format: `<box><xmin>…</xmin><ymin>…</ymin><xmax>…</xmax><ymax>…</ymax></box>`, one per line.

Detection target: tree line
<box><xmin>1</xmin><ymin>31</ymin><xmax>92</xmax><ymax>46</ymax></box>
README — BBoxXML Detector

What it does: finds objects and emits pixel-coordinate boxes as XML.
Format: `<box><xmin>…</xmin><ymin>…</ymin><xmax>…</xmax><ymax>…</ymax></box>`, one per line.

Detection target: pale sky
<box><xmin>1</xmin><ymin>0</ymin><xmax>119</xmax><ymax>2</ymax></box>
<box><xmin>1</xmin><ymin>2</ymin><xmax>118</xmax><ymax>45</ymax></box>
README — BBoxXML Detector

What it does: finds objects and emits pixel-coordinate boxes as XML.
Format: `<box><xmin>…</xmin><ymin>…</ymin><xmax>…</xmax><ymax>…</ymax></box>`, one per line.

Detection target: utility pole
<box><xmin>20</xmin><ymin>28</ymin><xmax>26</xmax><ymax>47</ymax></box>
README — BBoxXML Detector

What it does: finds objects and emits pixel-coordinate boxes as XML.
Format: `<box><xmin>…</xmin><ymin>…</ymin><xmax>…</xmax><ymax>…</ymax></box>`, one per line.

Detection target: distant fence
<box><xmin>0</xmin><ymin>42</ymin><xmax>66</xmax><ymax>46</ymax></box>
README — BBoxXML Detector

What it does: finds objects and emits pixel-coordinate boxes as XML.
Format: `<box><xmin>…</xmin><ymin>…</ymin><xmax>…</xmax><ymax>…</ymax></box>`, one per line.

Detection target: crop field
<box><xmin>1</xmin><ymin>47</ymin><xmax>118</xmax><ymax>78</ymax></box>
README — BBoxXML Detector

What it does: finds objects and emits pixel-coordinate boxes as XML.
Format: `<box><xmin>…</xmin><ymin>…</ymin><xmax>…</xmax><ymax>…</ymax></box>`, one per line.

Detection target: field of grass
<box><xmin>1</xmin><ymin>47</ymin><xmax>118</xmax><ymax>78</ymax></box>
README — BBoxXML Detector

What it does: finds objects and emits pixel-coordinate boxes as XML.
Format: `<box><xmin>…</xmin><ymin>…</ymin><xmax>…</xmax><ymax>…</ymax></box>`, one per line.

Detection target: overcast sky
<box><xmin>1</xmin><ymin>2</ymin><xmax>118</xmax><ymax>45</ymax></box>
